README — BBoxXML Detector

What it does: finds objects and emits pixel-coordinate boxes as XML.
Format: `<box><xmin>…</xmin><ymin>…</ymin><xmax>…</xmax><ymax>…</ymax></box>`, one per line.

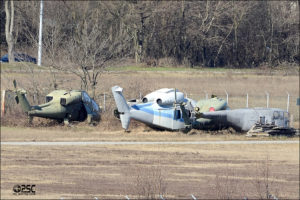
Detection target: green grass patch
<box><xmin>0</xmin><ymin>62</ymin><xmax>48</xmax><ymax>71</ymax></box>
<box><xmin>107</xmin><ymin>65</ymin><xmax>249</xmax><ymax>72</ymax></box>
<box><xmin>107</xmin><ymin>65</ymin><xmax>195</xmax><ymax>71</ymax></box>
<box><xmin>106</xmin><ymin>64</ymin><xmax>299</xmax><ymax>76</ymax></box>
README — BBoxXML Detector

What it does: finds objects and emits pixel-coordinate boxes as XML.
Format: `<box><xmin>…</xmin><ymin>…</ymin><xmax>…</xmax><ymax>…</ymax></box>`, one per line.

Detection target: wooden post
<box><xmin>265</xmin><ymin>91</ymin><xmax>269</xmax><ymax>108</ymax></box>
<box><xmin>225</xmin><ymin>90</ymin><xmax>228</xmax><ymax>104</ymax></box>
<box><xmin>1</xmin><ymin>90</ymin><xmax>6</xmax><ymax>116</ymax></box>
<box><xmin>286</xmin><ymin>92</ymin><xmax>290</xmax><ymax>112</ymax></box>
<box><xmin>103</xmin><ymin>93</ymin><xmax>106</xmax><ymax>112</ymax></box>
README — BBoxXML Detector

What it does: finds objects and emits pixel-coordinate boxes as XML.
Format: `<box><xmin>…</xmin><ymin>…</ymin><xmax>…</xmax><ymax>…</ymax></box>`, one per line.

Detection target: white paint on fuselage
<box><xmin>130</xmin><ymin>102</ymin><xmax>185</xmax><ymax>130</ymax></box>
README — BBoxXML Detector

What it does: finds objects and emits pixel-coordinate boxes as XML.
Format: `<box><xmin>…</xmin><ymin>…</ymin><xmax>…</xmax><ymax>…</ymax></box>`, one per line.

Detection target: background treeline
<box><xmin>1</xmin><ymin>1</ymin><xmax>299</xmax><ymax>68</ymax></box>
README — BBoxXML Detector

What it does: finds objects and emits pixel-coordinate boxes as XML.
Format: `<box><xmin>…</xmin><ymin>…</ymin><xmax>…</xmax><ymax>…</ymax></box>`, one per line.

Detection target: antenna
<box><xmin>174</xmin><ymin>88</ymin><xmax>177</xmax><ymax>104</ymax></box>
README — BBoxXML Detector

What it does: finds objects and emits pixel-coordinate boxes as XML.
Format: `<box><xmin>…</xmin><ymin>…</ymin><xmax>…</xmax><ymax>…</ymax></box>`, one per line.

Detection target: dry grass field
<box><xmin>1</xmin><ymin>126</ymin><xmax>299</xmax><ymax>199</ymax></box>
<box><xmin>1</xmin><ymin>65</ymin><xmax>299</xmax><ymax>199</ymax></box>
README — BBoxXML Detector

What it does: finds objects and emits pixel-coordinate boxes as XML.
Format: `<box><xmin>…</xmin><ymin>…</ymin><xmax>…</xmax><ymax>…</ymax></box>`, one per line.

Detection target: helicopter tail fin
<box><xmin>111</xmin><ymin>86</ymin><xmax>131</xmax><ymax>131</ymax></box>
<box><xmin>13</xmin><ymin>80</ymin><xmax>31</xmax><ymax>113</ymax></box>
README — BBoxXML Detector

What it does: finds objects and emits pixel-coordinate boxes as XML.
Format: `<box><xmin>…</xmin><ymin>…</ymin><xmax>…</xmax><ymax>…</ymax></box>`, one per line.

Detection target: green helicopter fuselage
<box><xmin>15</xmin><ymin>89</ymin><xmax>100</xmax><ymax>123</ymax></box>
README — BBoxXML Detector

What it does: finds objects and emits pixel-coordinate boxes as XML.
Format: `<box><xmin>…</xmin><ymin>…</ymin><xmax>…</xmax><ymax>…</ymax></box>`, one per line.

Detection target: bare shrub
<box><xmin>213</xmin><ymin>164</ymin><xmax>243</xmax><ymax>199</ymax></box>
<box><xmin>1</xmin><ymin>89</ymin><xmax>27</xmax><ymax>126</ymax></box>
<box><xmin>0</xmin><ymin>111</ymin><xmax>28</xmax><ymax>127</ymax></box>
<box><xmin>125</xmin><ymin>165</ymin><xmax>167</xmax><ymax>199</ymax></box>
<box><xmin>145</xmin><ymin>58</ymin><xmax>158</xmax><ymax>67</ymax></box>
<box><xmin>252</xmin><ymin>155</ymin><xmax>280</xmax><ymax>200</ymax></box>
<box><xmin>158</xmin><ymin>57</ymin><xmax>180</xmax><ymax>67</ymax></box>
<box><xmin>98</xmin><ymin>110</ymin><xmax>122</xmax><ymax>132</ymax></box>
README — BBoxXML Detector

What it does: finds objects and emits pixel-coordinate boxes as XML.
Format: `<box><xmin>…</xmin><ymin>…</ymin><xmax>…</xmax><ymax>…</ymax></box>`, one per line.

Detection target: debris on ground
<box><xmin>246</xmin><ymin>123</ymin><xmax>297</xmax><ymax>137</ymax></box>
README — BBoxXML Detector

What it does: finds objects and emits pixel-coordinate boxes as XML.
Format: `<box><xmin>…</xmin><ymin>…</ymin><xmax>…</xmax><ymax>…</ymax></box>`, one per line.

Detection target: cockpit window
<box><xmin>46</xmin><ymin>96</ymin><xmax>53</xmax><ymax>103</ymax></box>
<box><xmin>175</xmin><ymin>110</ymin><xmax>181</xmax><ymax>120</ymax></box>
<box><xmin>82</xmin><ymin>92</ymin><xmax>100</xmax><ymax>112</ymax></box>
<box><xmin>82</xmin><ymin>92</ymin><xmax>91</xmax><ymax>103</ymax></box>
<box><xmin>279</xmin><ymin>111</ymin><xmax>284</xmax><ymax>119</ymax></box>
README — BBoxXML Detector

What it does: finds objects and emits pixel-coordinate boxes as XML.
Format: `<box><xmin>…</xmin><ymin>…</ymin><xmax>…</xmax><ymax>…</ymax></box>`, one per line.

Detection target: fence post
<box><xmin>139</xmin><ymin>92</ymin><xmax>142</xmax><ymax>100</ymax></box>
<box><xmin>225</xmin><ymin>90</ymin><xmax>228</xmax><ymax>104</ymax></box>
<box><xmin>246</xmin><ymin>93</ymin><xmax>249</xmax><ymax>108</ymax></box>
<box><xmin>265</xmin><ymin>91</ymin><xmax>269</xmax><ymax>108</ymax></box>
<box><xmin>103</xmin><ymin>93</ymin><xmax>106</xmax><ymax>112</ymax></box>
<box><xmin>1</xmin><ymin>90</ymin><xmax>5</xmax><ymax>117</ymax></box>
<box><xmin>286</xmin><ymin>91</ymin><xmax>290</xmax><ymax>112</ymax></box>
<box><xmin>204</xmin><ymin>91</ymin><xmax>208</xmax><ymax>100</ymax></box>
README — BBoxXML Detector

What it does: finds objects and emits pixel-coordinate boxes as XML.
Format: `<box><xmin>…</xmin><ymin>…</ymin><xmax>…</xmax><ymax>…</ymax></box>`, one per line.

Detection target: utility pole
<box><xmin>37</xmin><ymin>0</ymin><xmax>44</xmax><ymax>66</ymax></box>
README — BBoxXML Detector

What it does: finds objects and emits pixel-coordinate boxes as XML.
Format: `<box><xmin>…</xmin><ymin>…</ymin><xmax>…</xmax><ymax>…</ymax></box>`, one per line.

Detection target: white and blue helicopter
<box><xmin>112</xmin><ymin>86</ymin><xmax>295</xmax><ymax>136</ymax></box>
<box><xmin>112</xmin><ymin>86</ymin><xmax>227</xmax><ymax>132</ymax></box>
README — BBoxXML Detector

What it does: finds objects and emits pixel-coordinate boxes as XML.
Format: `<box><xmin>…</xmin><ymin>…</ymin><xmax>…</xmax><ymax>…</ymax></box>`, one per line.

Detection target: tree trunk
<box><xmin>5</xmin><ymin>0</ymin><xmax>15</xmax><ymax>62</ymax></box>
<box><xmin>134</xmin><ymin>28</ymin><xmax>140</xmax><ymax>63</ymax></box>
<box><xmin>268</xmin><ymin>2</ymin><xmax>273</xmax><ymax>65</ymax></box>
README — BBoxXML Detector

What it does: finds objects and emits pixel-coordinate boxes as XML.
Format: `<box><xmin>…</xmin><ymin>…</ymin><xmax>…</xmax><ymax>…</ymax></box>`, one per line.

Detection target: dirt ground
<box><xmin>1</xmin><ymin>126</ymin><xmax>299</xmax><ymax>199</ymax></box>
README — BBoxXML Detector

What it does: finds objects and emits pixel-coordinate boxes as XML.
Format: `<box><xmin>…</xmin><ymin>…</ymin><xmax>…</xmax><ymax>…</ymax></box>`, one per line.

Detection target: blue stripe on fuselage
<box><xmin>131</xmin><ymin>103</ymin><xmax>184</xmax><ymax>122</ymax></box>
<box><xmin>131</xmin><ymin>103</ymin><xmax>153</xmax><ymax>110</ymax></box>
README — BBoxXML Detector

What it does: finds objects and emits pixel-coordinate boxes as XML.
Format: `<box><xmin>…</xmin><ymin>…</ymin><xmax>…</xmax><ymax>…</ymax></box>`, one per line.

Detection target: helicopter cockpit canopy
<box><xmin>82</xmin><ymin>91</ymin><xmax>100</xmax><ymax>113</ymax></box>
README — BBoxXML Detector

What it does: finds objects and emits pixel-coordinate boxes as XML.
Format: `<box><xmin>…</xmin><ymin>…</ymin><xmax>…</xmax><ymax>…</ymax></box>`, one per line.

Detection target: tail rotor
<box><xmin>13</xmin><ymin>80</ymin><xmax>19</xmax><ymax>104</ymax></box>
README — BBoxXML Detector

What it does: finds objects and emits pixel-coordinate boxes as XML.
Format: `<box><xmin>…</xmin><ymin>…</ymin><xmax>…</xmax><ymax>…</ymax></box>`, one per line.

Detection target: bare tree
<box><xmin>5</xmin><ymin>0</ymin><xmax>15</xmax><ymax>62</ymax></box>
<box><xmin>122</xmin><ymin>1</ymin><xmax>157</xmax><ymax>63</ymax></box>
<box><xmin>53</xmin><ymin>2</ymin><xmax>130</xmax><ymax>98</ymax></box>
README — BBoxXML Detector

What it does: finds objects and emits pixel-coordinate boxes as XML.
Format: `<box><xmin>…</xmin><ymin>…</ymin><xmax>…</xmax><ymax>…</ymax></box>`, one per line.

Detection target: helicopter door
<box><xmin>273</xmin><ymin>111</ymin><xmax>285</xmax><ymax>127</ymax></box>
<box><xmin>173</xmin><ymin>109</ymin><xmax>181</xmax><ymax>129</ymax></box>
<box><xmin>174</xmin><ymin>109</ymin><xmax>181</xmax><ymax>120</ymax></box>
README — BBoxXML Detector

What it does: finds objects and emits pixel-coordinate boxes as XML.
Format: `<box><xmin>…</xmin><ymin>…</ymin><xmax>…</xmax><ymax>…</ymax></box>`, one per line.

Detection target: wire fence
<box><xmin>95</xmin><ymin>90</ymin><xmax>299</xmax><ymax>123</ymax></box>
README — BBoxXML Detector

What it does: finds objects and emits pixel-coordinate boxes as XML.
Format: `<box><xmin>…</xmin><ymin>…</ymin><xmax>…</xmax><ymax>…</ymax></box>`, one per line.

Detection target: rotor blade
<box><xmin>13</xmin><ymin>79</ymin><xmax>17</xmax><ymax>89</ymax></box>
